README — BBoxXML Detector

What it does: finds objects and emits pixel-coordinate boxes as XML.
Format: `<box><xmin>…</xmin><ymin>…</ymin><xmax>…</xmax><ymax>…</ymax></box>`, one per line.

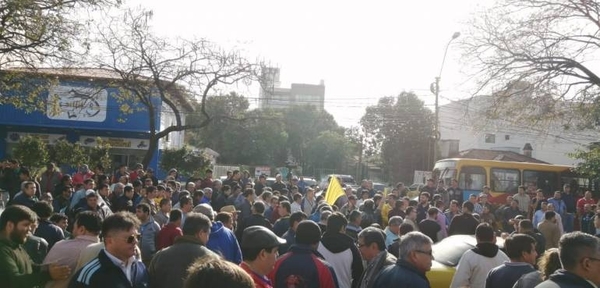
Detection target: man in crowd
<box><xmin>449</xmin><ymin>201</ymin><xmax>479</xmax><ymax>236</ymax></box>
<box><xmin>561</xmin><ymin>184</ymin><xmax>576</xmax><ymax>233</ymax></box>
<box><xmin>302</xmin><ymin>187</ymin><xmax>317</xmax><ymax>216</ymax></box>
<box><xmin>148</xmin><ymin>212</ymin><xmax>215</xmax><ymax>288</ymax></box>
<box><xmin>372</xmin><ymin>232</ymin><xmax>433</xmax><ymax>288</ymax></box>
<box><xmin>44</xmin><ymin>211</ymin><xmax>102</xmax><ymax>288</ymax></box>
<box><xmin>346</xmin><ymin>210</ymin><xmax>363</xmax><ymax>242</ymax></box>
<box><xmin>419</xmin><ymin>207</ymin><xmax>441</xmax><ymax>243</ymax></box>
<box><xmin>279</xmin><ymin>211</ymin><xmax>307</xmax><ymax>255</ymax></box>
<box><xmin>484</xmin><ymin>234</ymin><xmax>537</xmax><ymax>288</ymax></box>
<box><xmin>513</xmin><ymin>186</ymin><xmax>531</xmax><ymax>216</ymax></box>
<box><xmin>240</xmin><ymin>226</ymin><xmax>287</xmax><ymax>288</ymax></box>
<box><xmin>451</xmin><ymin>223</ymin><xmax>509</xmax><ymax>288</ymax></box>
<box><xmin>384</xmin><ymin>216</ymin><xmax>402</xmax><ymax>248</ymax></box>
<box><xmin>357</xmin><ymin>227</ymin><xmax>397</xmax><ymax>288</ymax></box>
<box><xmin>0</xmin><ymin>205</ymin><xmax>71</xmax><ymax>288</ymax></box>
<box><xmin>32</xmin><ymin>201</ymin><xmax>64</xmax><ymax>249</ymax></box>
<box><xmin>237</xmin><ymin>201</ymin><xmax>272</xmax><ymax>241</ymax></box>
<box><xmin>273</xmin><ymin>201</ymin><xmax>291</xmax><ymax>237</ymax></box>
<box><xmin>268</xmin><ymin>220</ymin><xmax>338</xmax><ymax>287</ymax></box>
<box><xmin>536</xmin><ymin>232</ymin><xmax>600</xmax><ymax>288</ymax></box>
<box><xmin>195</xmin><ymin>203</ymin><xmax>242</xmax><ymax>264</ymax></box>
<box><xmin>156</xmin><ymin>209</ymin><xmax>183</xmax><ymax>250</ymax></box>
<box><xmin>538</xmin><ymin>211</ymin><xmax>561</xmax><ymax>249</ymax></box>
<box><xmin>11</xmin><ymin>181</ymin><xmax>38</xmax><ymax>209</ymax></box>
<box><xmin>318</xmin><ymin>212</ymin><xmax>364</xmax><ymax>288</ymax></box>
<box><xmin>69</xmin><ymin>211</ymin><xmax>148</xmax><ymax>287</ymax></box>
<box><xmin>135</xmin><ymin>203</ymin><xmax>161</xmax><ymax>265</ymax></box>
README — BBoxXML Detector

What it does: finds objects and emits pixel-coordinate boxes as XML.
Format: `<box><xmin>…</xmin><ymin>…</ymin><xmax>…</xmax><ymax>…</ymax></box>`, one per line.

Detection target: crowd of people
<box><xmin>0</xmin><ymin>160</ymin><xmax>599</xmax><ymax>288</ymax></box>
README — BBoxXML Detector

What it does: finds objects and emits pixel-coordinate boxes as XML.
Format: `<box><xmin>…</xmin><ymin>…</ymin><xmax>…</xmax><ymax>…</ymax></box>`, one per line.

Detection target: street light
<box><xmin>431</xmin><ymin>31</ymin><xmax>460</xmax><ymax>166</ymax></box>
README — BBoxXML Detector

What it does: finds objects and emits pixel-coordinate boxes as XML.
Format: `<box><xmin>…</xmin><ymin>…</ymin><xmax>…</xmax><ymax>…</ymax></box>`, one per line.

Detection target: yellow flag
<box><xmin>324</xmin><ymin>176</ymin><xmax>345</xmax><ymax>206</ymax></box>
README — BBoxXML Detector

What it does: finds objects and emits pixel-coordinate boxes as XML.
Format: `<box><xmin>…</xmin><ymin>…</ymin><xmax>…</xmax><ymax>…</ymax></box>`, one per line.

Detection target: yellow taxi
<box><xmin>427</xmin><ymin>234</ymin><xmax>505</xmax><ymax>288</ymax></box>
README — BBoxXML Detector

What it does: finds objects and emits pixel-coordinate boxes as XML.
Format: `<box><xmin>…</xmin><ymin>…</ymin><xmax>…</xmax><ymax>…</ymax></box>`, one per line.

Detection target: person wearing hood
<box><xmin>450</xmin><ymin>223</ymin><xmax>509</xmax><ymax>288</ymax></box>
<box><xmin>535</xmin><ymin>232</ymin><xmax>600</xmax><ymax>288</ymax></box>
<box><xmin>194</xmin><ymin>203</ymin><xmax>242</xmax><ymax>264</ymax></box>
<box><xmin>317</xmin><ymin>211</ymin><xmax>364</xmax><ymax>288</ymax></box>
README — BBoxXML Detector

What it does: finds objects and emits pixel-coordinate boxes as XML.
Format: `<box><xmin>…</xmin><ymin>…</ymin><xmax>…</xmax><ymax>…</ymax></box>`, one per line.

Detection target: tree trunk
<box><xmin>141</xmin><ymin>134</ymin><xmax>159</xmax><ymax>168</ymax></box>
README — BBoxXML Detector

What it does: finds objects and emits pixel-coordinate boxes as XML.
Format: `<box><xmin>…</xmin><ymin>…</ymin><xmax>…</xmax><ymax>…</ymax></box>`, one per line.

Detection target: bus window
<box><xmin>458</xmin><ymin>166</ymin><xmax>486</xmax><ymax>191</ymax></box>
<box><xmin>491</xmin><ymin>168</ymin><xmax>520</xmax><ymax>193</ymax></box>
<box><xmin>524</xmin><ymin>170</ymin><xmax>559</xmax><ymax>196</ymax></box>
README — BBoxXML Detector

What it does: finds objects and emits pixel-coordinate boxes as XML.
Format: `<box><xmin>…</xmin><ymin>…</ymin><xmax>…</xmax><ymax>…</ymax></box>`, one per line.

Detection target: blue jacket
<box><xmin>372</xmin><ymin>259</ymin><xmax>430</xmax><ymax>288</ymax></box>
<box><xmin>206</xmin><ymin>221</ymin><xmax>242</xmax><ymax>264</ymax></box>
<box><xmin>269</xmin><ymin>244</ymin><xmax>339</xmax><ymax>288</ymax></box>
<box><xmin>68</xmin><ymin>249</ymin><xmax>149</xmax><ymax>288</ymax></box>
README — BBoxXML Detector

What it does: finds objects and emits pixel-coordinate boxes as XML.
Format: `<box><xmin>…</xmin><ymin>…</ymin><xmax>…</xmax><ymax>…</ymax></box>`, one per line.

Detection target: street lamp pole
<box><xmin>432</xmin><ymin>31</ymin><xmax>460</xmax><ymax>166</ymax></box>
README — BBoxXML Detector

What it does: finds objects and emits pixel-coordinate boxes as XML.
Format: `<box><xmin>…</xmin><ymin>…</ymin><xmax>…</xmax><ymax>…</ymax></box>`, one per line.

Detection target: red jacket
<box><xmin>241</xmin><ymin>262</ymin><xmax>273</xmax><ymax>288</ymax></box>
<box><xmin>156</xmin><ymin>222</ymin><xmax>182</xmax><ymax>250</ymax></box>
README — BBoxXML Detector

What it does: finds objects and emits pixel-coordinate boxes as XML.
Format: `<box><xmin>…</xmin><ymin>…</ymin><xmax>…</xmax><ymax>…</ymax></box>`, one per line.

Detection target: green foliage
<box><xmin>49</xmin><ymin>140</ymin><xmax>87</xmax><ymax>168</ymax></box>
<box><xmin>569</xmin><ymin>146</ymin><xmax>600</xmax><ymax>180</ymax></box>
<box><xmin>305</xmin><ymin>131</ymin><xmax>351</xmax><ymax>172</ymax></box>
<box><xmin>361</xmin><ymin>92</ymin><xmax>435</xmax><ymax>183</ymax></box>
<box><xmin>87</xmin><ymin>138</ymin><xmax>112</xmax><ymax>171</ymax></box>
<box><xmin>11</xmin><ymin>136</ymin><xmax>49</xmax><ymax>169</ymax></box>
<box><xmin>160</xmin><ymin>146</ymin><xmax>211</xmax><ymax>178</ymax></box>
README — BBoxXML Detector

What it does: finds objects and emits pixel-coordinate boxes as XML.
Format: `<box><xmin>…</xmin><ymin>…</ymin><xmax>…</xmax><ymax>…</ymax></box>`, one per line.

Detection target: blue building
<box><xmin>0</xmin><ymin>68</ymin><xmax>192</xmax><ymax>174</ymax></box>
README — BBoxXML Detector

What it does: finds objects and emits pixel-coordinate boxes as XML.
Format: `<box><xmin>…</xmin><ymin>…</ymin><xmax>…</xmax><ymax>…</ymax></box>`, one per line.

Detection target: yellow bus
<box><xmin>432</xmin><ymin>158</ymin><xmax>589</xmax><ymax>203</ymax></box>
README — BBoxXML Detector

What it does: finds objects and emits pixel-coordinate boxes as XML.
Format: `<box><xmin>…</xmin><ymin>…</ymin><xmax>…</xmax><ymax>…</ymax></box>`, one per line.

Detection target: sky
<box><xmin>126</xmin><ymin>0</ymin><xmax>494</xmax><ymax>128</ymax></box>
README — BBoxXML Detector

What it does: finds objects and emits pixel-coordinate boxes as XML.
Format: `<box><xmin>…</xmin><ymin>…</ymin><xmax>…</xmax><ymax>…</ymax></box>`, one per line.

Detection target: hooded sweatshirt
<box><xmin>535</xmin><ymin>269</ymin><xmax>597</xmax><ymax>288</ymax></box>
<box><xmin>317</xmin><ymin>231</ymin><xmax>364</xmax><ymax>288</ymax></box>
<box><xmin>206</xmin><ymin>221</ymin><xmax>242</xmax><ymax>264</ymax></box>
<box><xmin>450</xmin><ymin>242</ymin><xmax>510</xmax><ymax>288</ymax></box>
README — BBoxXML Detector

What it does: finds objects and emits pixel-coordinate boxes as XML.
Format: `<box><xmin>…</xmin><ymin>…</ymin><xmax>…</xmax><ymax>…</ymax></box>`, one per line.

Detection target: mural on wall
<box><xmin>47</xmin><ymin>85</ymin><xmax>108</xmax><ymax>122</ymax></box>
<box><xmin>80</xmin><ymin>136</ymin><xmax>149</xmax><ymax>150</ymax></box>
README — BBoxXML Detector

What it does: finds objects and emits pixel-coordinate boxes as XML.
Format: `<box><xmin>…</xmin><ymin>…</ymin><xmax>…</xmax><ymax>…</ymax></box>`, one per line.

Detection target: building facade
<box><xmin>259</xmin><ymin>67</ymin><xmax>325</xmax><ymax>110</ymax></box>
<box><xmin>438</xmin><ymin>96</ymin><xmax>599</xmax><ymax>165</ymax></box>
<box><xmin>0</xmin><ymin>68</ymin><xmax>189</xmax><ymax>173</ymax></box>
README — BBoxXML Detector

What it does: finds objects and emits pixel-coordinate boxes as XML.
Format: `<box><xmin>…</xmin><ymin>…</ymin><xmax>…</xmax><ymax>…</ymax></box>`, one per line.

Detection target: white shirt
<box><xmin>103</xmin><ymin>249</ymin><xmax>135</xmax><ymax>284</ymax></box>
<box><xmin>291</xmin><ymin>202</ymin><xmax>302</xmax><ymax>213</ymax></box>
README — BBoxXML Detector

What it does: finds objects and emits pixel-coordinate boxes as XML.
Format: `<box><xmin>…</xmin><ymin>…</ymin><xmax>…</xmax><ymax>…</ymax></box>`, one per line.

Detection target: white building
<box><xmin>438</xmin><ymin>95</ymin><xmax>599</xmax><ymax>165</ymax></box>
<box><xmin>259</xmin><ymin>67</ymin><xmax>325</xmax><ymax>110</ymax></box>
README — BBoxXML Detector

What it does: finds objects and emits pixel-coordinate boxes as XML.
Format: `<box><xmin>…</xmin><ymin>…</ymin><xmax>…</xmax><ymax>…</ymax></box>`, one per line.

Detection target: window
<box><xmin>491</xmin><ymin>168</ymin><xmax>520</xmax><ymax>193</ymax></box>
<box><xmin>525</xmin><ymin>170</ymin><xmax>559</xmax><ymax>196</ymax></box>
<box><xmin>485</xmin><ymin>134</ymin><xmax>496</xmax><ymax>143</ymax></box>
<box><xmin>458</xmin><ymin>166</ymin><xmax>486</xmax><ymax>191</ymax></box>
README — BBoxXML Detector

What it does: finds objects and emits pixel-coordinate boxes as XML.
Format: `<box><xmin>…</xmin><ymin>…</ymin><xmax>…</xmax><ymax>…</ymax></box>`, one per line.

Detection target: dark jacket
<box><xmin>68</xmin><ymin>249</ymin><xmax>148</xmax><ymax>288</ymax></box>
<box><xmin>24</xmin><ymin>234</ymin><xmax>49</xmax><ymax>265</ymax></box>
<box><xmin>34</xmin><ymin>219</ymin><xmax>65</xmax><ymax>249</ymax></box>
<box><xmin>236</xmin><ymin>213</ymin><xmax>273</xmax><ymax>241</ymax></box>
<box><xmin>273</xmin><ymin>216</ymin><xmax>290</xmax><ymax>237</ymax></box>
<box><xmin>268</xmin><ymin>244</ymin><xmax>339</xmax><ymax>288</ymax></box>
<box><xmin>534</xmin><ymin>270</ymin><xmax>596</xmax><ymax>288</ymax></box>
<box><xmin>10</xmin><ymin>193</ymin><xmax>37</xmax><ymax>209</ymax></box>
<box><xmin>0</xmin><ymin>236</ymin><xmax>51</xmax><ymax>288</ymax></box>
<box><xmin>148</xmin><ymin>235</ymin><xmax>217</xmax><ymax>288</ymax></box>
<box><xmin>448</xmin><ymin>213</ymin><xmax>479</xmax><ymax>235</ymax></box>
<box><xmin>373</xmin><ymin>259</ymin><xmax>430</xmax><ymax>288</ymax></box>
<box><xmin>206</xmin><ymin>221</ymin><xmax>242</xmax><ymax>264</ymax></box>
<box><xmin>358</xmin><ymin>251</ymin><xmax>397</xmax><ymax>288</ymax></box>
<box><xmin>318</xmin><ymin>231</ymin><xmax>364</xmax><ymax>288</ymax></box>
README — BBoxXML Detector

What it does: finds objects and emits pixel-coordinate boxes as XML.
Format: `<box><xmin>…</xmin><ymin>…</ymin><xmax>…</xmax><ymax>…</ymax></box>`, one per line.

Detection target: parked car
<box><xmin>426</xmin><ymin>234</ymin><xmax>505</xmax><ymax>288</ymax></box>
<box><xmin>319</xmin><ymin>174</ymin><xmax>358</xmax><ymax>190</ymax></box>
<box><xmin>372</xmin><ymin>182</ymin><xmax>387</xmax><ymax>193</ymax></box>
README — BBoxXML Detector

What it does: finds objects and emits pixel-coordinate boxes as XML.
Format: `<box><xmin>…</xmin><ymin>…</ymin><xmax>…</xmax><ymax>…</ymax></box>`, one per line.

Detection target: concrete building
<box><xmin>438</xmin><ymin>95</ymin><xmax>599</xmax><ymax>165</ymax></box>
<box><xmin>259</xmin><ymin>67</ymin><xmax>325</xmax><ymax>110</ymax></box>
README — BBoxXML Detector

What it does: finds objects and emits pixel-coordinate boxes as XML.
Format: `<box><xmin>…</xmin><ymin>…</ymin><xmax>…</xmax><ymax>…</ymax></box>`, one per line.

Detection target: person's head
<box><xmin>388</xmin><ymin>216</ymin><xmax>403</xmax><ymax>234</ymax></box>
<box><xmin>101</xmin><ymin>212</ymin><xmax>141</xmax><ymax>261</ymax></box>
<box><xmin>553</xmin><ymin>191</ymin><xmax>562</xmax><ymax>199</ymax></box>
<box><xmin>278</xmin><ymin>201</ymin><xmax>291</xmax><ymax>216</ymax></box>
<box><xmin>518</xmin><ymin>185</ymin><xmax>526</xmax><ymax>194</ymax></box>
<box><xmin>169</xmin><ymin>209</ymin><xmax>183</xmax><ymax>225</ymax></box>
<box><xmin>538</xmin><ymin>248</ymin><xmax>561</xmax><ymax>281</ymax></box>
<box><xmin>83</xmin><ymin>179</ymin><xmax>95</xmax><ymax>190</ymax></box>
<box><xmin>479</xmin><ymin>193</ymin><xmax>488</xmax><ymax>204</ymax></box>
<box><xmin>49</xmin><ymin>213</ymin><xmax>69</xmax><ymax>231</ymax></box>
<box><xmin>182</xmin><ymin>212</ymin><xmax>211</xmax><ymax>244</ymax></box>
<box><xmin>289</xmin><ymin>211</ymin><xmax>308</xmax><ymax>232</ymax></box>
<box><xmin>73</xmin><ymin>211</ymin><xmax>103</xmax><ymax>237</ymax></box>
<box><xmin>547</xmin><ymin>203</ymin><xmax>556</xmax><ymax>212</ymax></box>
<box><xmin>85</xmin><ymin>191</ymin><xmax>99</xmax><ymax>208</ymax></box>
<box><xmin>505</xmin><ymin>234</ymin><xmax>538</xmax><ymax>264</ymax></box>
<box><xmin>31</xmin><ymin>201</ymin><xmax>53</xmax><ymax>220</ymax></box>
<box><xmin>469</xmin><ymin>194</ymin><xmax>478</xmax><ymax>204</ymax></box>
<box><xmin>563</xmin><ymin>184</ymin><xmax>571</xmax><ymax>193</ymax></box>
<box><xmin>295</xmin><ymin>220</ymin><xmax>322</xmax><ymax>248</ymax></box>
<box><xmin>426</xmin><ymin>179</ymin><xmax>434</xmax><ymax>188</ymax></box>
<box><xmin>124</xmin><ymin>186</ymin><xmax>134</xmax><ymax>199</ymax></box>
<box><xmin>399</xmin><ymin>223</ymin><xmax>415</xmax><ymax>235</ymax></box>
<box><xmin>557</xmin><ymin>232</ymin><xmax>600</xmax><ymax>284</ymax></box>
<box><xmin>326</xmin><ymin>212</ymin><xmax>348</xmax><ymax>234</ymax></box>
<box><xmin>398</xmin><ymin>232</ymin><xmax>434</xmax><ymax>273</ymax></box>
<box><xmin>348</xmin><ymin>210</ymin><xmax>362</xmax><ymax>226</ymax></box>
<box><xmin>462</xmin><ymin>201</ymin><xmax>474</xmax><ymax>214</ymax></box>
<box><xmin>135</xmin><ymin>203</ymin><xmax>151</xmax><ymax>222</ymax></box>
<box><xmin>518</xmin><ymin>219</ymin><xmax>534</xmax><ymax>233</ymax></box>
<box><xmin>405</xmin><ymin>206</ymin><xmax>417</xmax><ymax>220</ymax></box>
<box><xmin>0</xmin><ymin>205</ymin><xmax>36</xmax><ymax>244</ymax></box>
<box><xmin>449</xmin><ymin>200</ymin><xmax>459</xmax><ymax>212</ymax></box>
<box><xmin>160</xmin><ymin>198</ymin><xmax>172</xmax><ymax>213</ymax></box>
<box><xmin>249</xmin><ymin>201</ymin><xmax>264</xmax><ymax>215</ymax></box>
<box><xmin>419</xmin><ymin>192</ymin><xmax>430</xmax><ymax>204</ymax></box>
<box><xmin>475</xmin><ymin>223</ymin><xmax>495</xmax><ymax>244</ymax></box>
<box><xmin>184</xmin><ymin>255</ymin><xmax>254</xmax><ymax>288</ymax></box>
<box><xmin>21</xmin><ymin>181</ymin><xmax>36</xmax><ymax>197</ymax></box>
<box><xmin>427</xmin><ymin>207</ymin><xmax>438</xmax><ymax>219</ymax></box>
<box><xmin>545</xmin><ymin>211</ymin><xmax>557</xmax><ymax>223</ymax></box>
<box><xmin>179</xmin><ymin>196</ymin><xmax>193</xmax><ymax>213</ymax></box>
<box><xmin>319</xmin><ymin>210</ymin><xmax>332</xmax><ymax>224</ymax></box>
<box><xmin>357</xmin><ymin>227</ymin><xmax>387</xmax><ymax>261</ymax></box>
<box><xmin>241</xmin><ymin>226</ymin><xmax>286</xmax><ymax>275</ymax></box>
<box><xmin>540</xmin><ymin>201</ymin><xmax>548</xmax><ymax>211</ymax></box>
<box><xmin>451</xmin><ymin>179</ymin><xmax>458</xmax><ymax>188</ymax></box>
<box><xmin>215</xmin><ymin>212</ymin><xmax>233</xmax><ymax>229</ymax></box>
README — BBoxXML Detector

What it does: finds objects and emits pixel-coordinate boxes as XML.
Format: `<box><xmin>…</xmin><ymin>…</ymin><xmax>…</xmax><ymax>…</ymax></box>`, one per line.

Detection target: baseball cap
<box><xmin>241</xmin><ymin>226</ymin><xmax>286</xmax><ymax>249</ymax></box>
<box><xmin>193</xmin><ymin>203</ymin><xmax>216</xmax><ymax>220</ymax></box>
<box><xmin>220</xmin><ymin>205</ymin><xmax>240</xmax><ymax>213</ymax></box>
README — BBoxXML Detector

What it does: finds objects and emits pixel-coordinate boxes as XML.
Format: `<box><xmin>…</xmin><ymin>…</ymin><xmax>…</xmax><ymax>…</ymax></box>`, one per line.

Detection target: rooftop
<box><xmin>451</xmin><ymin>148</ymin><xmax>548</xmax><ymax>164</ymax></box>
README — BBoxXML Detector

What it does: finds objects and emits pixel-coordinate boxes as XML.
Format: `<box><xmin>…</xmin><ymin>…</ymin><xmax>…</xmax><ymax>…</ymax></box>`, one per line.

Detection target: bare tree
<box><xmin>462</xmin><ymin>0</ymin><xmax>600</xmax><ymax>129</ymax></box>
<box><xmin>92</xmin><ymin>8</ymin><xmax>260</xmax><ymax>166</ymax></box>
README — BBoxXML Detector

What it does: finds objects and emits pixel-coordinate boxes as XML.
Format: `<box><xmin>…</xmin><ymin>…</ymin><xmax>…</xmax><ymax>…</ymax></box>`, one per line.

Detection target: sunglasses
<box><xmin>123</xmin><ymin>234</ymin><xmax>141</xmax><ymax>244</ymax></box>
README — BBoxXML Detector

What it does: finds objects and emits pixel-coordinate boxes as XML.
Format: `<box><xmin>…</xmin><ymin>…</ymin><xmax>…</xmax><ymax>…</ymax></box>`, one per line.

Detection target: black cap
<box><xmin>241</xmin><ymin>226</ymin><xmax>286</xmax><ymax>249</ymax></box>
<box><xmin>295</xmin><ymin>220</ymin><xmax>321</xmax><ymax>245</ymax></box>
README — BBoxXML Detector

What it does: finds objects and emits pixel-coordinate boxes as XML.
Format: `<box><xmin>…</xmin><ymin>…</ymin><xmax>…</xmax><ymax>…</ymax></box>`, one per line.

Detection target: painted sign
<box><xmin>79</xmin><ymin>136</ymin><xmax>149</xmax><ymax>150</ymax></box>
<box><xmin>255</xmin><ymin>166</ymin><xmax>271</xmax><ymax>178</ymax></box>
<box><xmin>47</xmin><ymin>85</ymin><xmax>108</xmax><ymax>122</ymax></box>
<box><xmin>6</xmin><ymin>132</ymin><xmax>66</xmax><ymax>145</ymax></box>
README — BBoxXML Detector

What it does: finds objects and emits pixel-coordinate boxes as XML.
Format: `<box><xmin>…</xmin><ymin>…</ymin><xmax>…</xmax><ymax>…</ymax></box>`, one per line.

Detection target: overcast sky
<box><xmin>127</xmin><ymin>0</ymin><xmax>494</xmax><ymax>127</ymax></box>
